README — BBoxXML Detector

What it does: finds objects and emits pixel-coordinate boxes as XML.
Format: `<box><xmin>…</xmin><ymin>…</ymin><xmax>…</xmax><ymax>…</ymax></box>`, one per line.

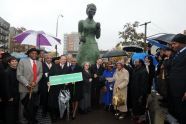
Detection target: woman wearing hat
<box><xmin>101</xmin><ymin>61</ymin><xmax>115</xmax><ymax>111</ymax></box>
<box><xmin>112</xmin><ymin>61</ymin><xmax>129</xmax><ymax>120</ymax></box>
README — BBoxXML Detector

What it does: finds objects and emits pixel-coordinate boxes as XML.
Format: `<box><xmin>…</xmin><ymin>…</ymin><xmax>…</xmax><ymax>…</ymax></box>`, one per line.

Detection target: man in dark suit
<box><xmin>48</xmin><ymin>55</ymin><xmax>70</xmax><ymax>122</ymax></box>
<box><xmin>39</xmin><ymin>53</ymin><xmax>54</xmax><ymax>117</ymax></box>
<box><xmin>91</xmin><ymin>58</ymin><xmax>105</xmax><ymax>109</ymax></box>
<box><xmin>17</xmin><ymin>48</ymin><xmax>43</xmax><ymax>124</ymax></box>
<box><xmin>131</xmin><ymin>59</ymin><xmax>148</xmax><ymax>123</ymax></box>
<box><xmin>169</xmin><ymin>34</ymin><xmax>186</xmax><ymax>124</ymax></box>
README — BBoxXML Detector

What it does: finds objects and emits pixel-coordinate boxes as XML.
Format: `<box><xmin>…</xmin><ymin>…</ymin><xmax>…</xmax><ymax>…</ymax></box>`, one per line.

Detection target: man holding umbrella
<box><xmin>17</xmin><ymin>48</ymin><xmax>43</xmax><ymax>124</ymax></box>
<box><xmin>169</xmin><ymin>34</ymin><xmax>186</xmax><ymax>124</ymax></box>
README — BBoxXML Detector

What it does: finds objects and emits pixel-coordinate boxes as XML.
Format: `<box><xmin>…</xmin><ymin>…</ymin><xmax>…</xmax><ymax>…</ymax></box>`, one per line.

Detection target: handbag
<box><xmin>112</xmin><ymin>88</ymin><xmax>125</xmax><ymax>107</ymax></box>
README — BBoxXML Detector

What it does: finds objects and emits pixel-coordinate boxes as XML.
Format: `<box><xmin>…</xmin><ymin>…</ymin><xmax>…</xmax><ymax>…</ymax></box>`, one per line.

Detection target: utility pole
<box><xmin>139</xmin><ymin>21</ymin><xmax>151</xmax><ymax>51</ymax></box>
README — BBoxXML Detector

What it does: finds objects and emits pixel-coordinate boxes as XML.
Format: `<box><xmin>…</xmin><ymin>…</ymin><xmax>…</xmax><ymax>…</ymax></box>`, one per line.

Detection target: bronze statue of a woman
<box><xmin>77</xmin><ymin>3</ymin><xmax>101</xmax><ymax>65</ymax></box>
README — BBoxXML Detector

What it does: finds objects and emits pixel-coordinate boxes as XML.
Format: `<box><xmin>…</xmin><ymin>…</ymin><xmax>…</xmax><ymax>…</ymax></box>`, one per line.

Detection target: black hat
<box><xmin>164</xmin><ymin>47</ymin><xmax>174</xmax><ymax>51</ymax></box>
<box><xmin>26</xmin><ymin>48</ymin><xmax>40</xmax><ymax>55</ymax></box>
<box><xmin>147</xmin><ymin>43</ymin><xmax>152</xmax><ymax>48</ymax></box>
<box><xmin>171</xmin><ymin>33</ymin><xmax>186</xmax><ymax>44</ymax></box>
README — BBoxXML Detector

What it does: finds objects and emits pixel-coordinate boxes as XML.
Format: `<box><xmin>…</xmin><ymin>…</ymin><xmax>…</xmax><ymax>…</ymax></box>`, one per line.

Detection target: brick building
<box><xmin>63</xmin><ymin>32</ymin><xmax>79</xmax><ymax>54</ymax></box>
<box><xmin>0</xmin><ymin>17</ymin><xmax>10</xmax><ymax>51</ymax></box>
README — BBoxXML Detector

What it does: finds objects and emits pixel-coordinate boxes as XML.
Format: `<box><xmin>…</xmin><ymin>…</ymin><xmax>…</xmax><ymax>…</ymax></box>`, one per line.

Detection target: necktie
<box><xmin>33</xmin><ymin>60</ymin><xmax>37</xmax><ymax>83</ymax></box>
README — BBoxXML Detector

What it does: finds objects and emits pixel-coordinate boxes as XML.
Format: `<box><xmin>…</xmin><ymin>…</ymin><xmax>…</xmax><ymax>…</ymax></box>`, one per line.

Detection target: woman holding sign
<box><xmin>69</xmin><ymin>58</ymin><xmax>83</xmax><ymax>120</ymax></box>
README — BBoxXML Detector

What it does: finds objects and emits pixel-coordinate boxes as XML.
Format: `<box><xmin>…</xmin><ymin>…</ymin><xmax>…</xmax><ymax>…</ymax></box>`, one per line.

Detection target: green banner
<box><xmin>49</xmin><ymin>72</ymin><xmax>83</xmax><ymax>86</ymax></box>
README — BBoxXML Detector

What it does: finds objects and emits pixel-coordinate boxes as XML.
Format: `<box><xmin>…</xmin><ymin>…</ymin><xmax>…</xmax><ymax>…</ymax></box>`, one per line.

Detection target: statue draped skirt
<box><xmin>77</xmin><ymin>38</ymin><xmax>99</xmax><ymax>66</ymax></box>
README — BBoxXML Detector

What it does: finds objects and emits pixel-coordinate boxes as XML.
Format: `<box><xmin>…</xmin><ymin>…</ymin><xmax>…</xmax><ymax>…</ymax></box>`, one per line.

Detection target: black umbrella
<box><xmin>21</xmin><ymin>91</ymin><xmax>39</xmax><ymax>122</ymax></box>
<box><xmin>147</xmin><ymin>39</ymin><xmax>167</xmax><ymax>48</ymax></box>
<box><xmin>152</xmin><ymin>34</ymin><xmax>175</xmax><ymax>44</ymax></box>
<box><xmin>123</xmin><ymin>45</ymin><xmax>143</xmax><ymax>53</ymax></box>
<box><xmin>102</xmin><ymin>50</ymin><xmax>128</xmax><ymax>58</ymax></box>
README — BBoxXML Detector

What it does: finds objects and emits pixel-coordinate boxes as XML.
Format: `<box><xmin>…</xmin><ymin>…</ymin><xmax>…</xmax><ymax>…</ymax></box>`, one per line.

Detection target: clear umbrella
<box><xmin>58</xmin><ymin>90</ymin><xmax>70</xmax><ymax>119</ymax></box>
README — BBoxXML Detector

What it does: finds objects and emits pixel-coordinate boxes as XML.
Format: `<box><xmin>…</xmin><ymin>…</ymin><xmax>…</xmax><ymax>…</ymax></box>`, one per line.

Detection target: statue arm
<box><xmin>78</xmin><ymin>20</ymin><xmax>83</xmax><ymax>33</ymax></box>
<box><xmin>78</xmin><ymin>20</ymin><xmax>85</xmax><ymax>43</ymax></box>
<box><xmin>95</xmin><ymin>22</ymin><xmax>101</xmax><ymax>39</ymax></box>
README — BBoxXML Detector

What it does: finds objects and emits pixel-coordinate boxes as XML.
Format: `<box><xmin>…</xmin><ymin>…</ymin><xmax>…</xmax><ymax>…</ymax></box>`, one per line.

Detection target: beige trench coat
<box><xmin>113</xmin><ymin>68</ymin><xmax>129</xmax><ymax>112</ymax></box>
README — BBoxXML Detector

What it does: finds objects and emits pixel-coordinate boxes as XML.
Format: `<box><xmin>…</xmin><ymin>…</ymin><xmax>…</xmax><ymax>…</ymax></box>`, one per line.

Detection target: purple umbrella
<box><xmin>14</xmin><ymin>30</ymin><xmax>61</xmax><ymax>47</ymax></box>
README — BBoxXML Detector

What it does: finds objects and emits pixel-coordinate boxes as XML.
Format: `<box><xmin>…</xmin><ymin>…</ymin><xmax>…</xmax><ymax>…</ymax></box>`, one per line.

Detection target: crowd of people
<box><xmin>0</xmin><ymin>33</ymin><xmax>186</xmax><ymax>124</ymax></box>
<box><xmin>154</xmin><ymin>34</ymin><xmax>186</xmax><ymax>124</ymax></box>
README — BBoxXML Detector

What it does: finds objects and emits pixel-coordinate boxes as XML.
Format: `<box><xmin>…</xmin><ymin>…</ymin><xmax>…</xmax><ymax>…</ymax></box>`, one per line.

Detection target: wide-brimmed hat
<box><xmin>26</xmin><ymin>48</ymin><xmax>40</xmax><ymax>55</ymax></box>
<box><xmin>171</xmin><ymin>33</ymin><xmax>186</xmax><ymax>44</ymax></box>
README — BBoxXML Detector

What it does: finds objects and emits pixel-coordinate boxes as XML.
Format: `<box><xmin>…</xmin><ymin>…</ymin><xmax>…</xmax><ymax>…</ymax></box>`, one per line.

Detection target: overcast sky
<box><xmin>1</xmin><ymin>0</ymin><xmax>186</xmax><ymax>54</ymax></box>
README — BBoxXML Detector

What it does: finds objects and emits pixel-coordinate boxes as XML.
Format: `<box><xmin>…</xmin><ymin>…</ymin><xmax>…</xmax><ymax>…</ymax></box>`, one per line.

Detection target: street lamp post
<box><xmin>55</xmin><ymin>14</ymin><xmax>63</xmax><ymax>57</ymax></box>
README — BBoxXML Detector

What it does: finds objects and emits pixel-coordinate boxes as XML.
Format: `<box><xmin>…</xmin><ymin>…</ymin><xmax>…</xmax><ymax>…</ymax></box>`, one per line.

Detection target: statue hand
<box><xmin>96</xmin><ymin>23</ymin><xmax>100</xmax><ymax>30</ymax></box>
<box><xmin>80</xmin><ymin>36</ymin><xmax>86</xmax><ymax>43</ymax></box>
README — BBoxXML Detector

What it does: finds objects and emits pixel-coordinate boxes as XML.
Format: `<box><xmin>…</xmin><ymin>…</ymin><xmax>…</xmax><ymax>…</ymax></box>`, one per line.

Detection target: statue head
<box><xmin>86</xmin><ymin>3</ymin><xmax>97</xmax><ymax>19</ymax></box>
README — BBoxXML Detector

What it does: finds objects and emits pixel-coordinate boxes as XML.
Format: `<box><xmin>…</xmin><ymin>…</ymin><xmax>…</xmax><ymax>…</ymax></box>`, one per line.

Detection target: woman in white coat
<box><xmin>112</xmin><ymin>61</ymin><xmax>129</xmax><ymax>120</ymax></box>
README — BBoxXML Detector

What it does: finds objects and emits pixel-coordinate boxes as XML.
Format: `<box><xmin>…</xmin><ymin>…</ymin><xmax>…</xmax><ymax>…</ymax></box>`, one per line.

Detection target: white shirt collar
<box><xmin>67</xmin><ymin>62</ymin><xmax>71</xmax><ymax>67</ymax></box>
<box><xmin>60</xmin><ymin>63</ymin><xmax>65</xmax><ymax>68</ymax></box>
<box><xmin>180</xmin><ymin>47</ymin><xmax>186</xmax><ymax>53</ymax></box>
<box><xmin>46</xmin><ymin>62</ymin><xmax>52</xmax><ymax>68</ymax></box>
<box><xmin>29</xmin><ymin>58</ymin><xmax>36</xmax><ymax>67</ymax></box>
<box><xmin>97</xmin><ymin>64</ymin><xmax>100</xmax><ymax>68</ymax></box>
